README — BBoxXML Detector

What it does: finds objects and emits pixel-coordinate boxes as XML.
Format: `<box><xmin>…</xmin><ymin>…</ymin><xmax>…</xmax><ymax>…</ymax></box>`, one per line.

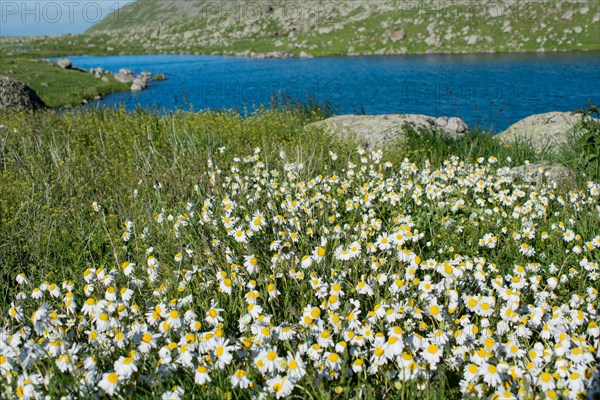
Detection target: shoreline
<box><xmin>5</xmin><ymin>43</ymin><xmax>600</xmax><ymax>60</ymax></box>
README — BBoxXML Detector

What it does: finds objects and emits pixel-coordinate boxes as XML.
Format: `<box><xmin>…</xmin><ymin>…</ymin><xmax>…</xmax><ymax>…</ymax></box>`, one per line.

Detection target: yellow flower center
<box><xmin>428</xmin><ymin>344</ymin><xmax>439</xmax><ymax>354</ymax></box>
<box><xmin>107</xmin><ymin>372</ymin><xmax>119</xmax><ymax>384</ymax></box>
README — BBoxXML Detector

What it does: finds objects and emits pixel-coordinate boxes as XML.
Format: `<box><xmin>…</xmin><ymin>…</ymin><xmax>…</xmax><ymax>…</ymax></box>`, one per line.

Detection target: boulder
<box><xmin>494</xmin><ymin>112</ymin><xmax>583</xmax><ymax>154</ymax></box>
<box><xmin>152</xmin><ymin>73</ymin><xmax>167</xmax><ymax>81</ymax></box>
<box><xmin>562</xmin><ymin>10</ymin><xmax>574</xmax><ymax>20</ymax></box>
<box><xmin>466</xmin><ymin>35</ymin><xmax>479</xmax><ymax>45</ymax></box>
<box><xmin>307</xmin><ymin>114</ymin><xmax>469</xmax><ymax>149</ymax></box>
<box><xmin>131</xmin><ymin>72</ymin><xmax>152</xmax><ymax>92</ymax></box>
<box><xmin>90</xmin><ymin>67</ymin><xmax>107</xmax><ymax>78</ymax></box>
<box><xmin>390</xmin><ymin>28</ymin><xmax>406</xmax><ymax>41</ymax></box>
<box><xmin>260</xmin><ymin>51</ymin><xmax>291</xmax><ymax>58</ymax></box>
<box><xmin>131</xmin><ymin>78</ymin><xmax>148</xmax><ymax>92</ymax></box>
<box><xmin>56</xmin><ymin>58</ymin><xmax>72</xmax><ymax>69</ymax></box>
<box><xmin>435</xmin><ymin>116</ymin><xmax>469</xmax><ymax>134</ymax></box>
<box><xmin>114</xmin><ymin>68</ymin><xmax>136</xmax><ymax>83</ymax></box>
<box><xmin>0</xmin><ymin>76</ymin><xmax>46</xmax><ymax>112</ymax></box>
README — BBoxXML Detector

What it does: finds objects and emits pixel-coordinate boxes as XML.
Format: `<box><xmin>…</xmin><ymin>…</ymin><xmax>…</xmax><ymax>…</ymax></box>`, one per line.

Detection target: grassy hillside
<box><xmin>0</xmin><ymin>58</ymin><xmax>130</xmax><ymax>108</ymax></box>
<box><xmin>7</xmin><ymin>0</ymin><xmax>600</xmax><ymax>57</ymax></box>
<box><xmin>87</xmin><ymin>0</ymin><xmax>207</xmax><ymax>32</ymax></box>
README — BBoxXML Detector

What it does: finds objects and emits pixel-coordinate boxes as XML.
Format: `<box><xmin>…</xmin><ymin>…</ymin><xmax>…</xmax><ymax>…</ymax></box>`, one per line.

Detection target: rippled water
<box><xmin>64</xmin><ymin>52</ymin><xmax>600</xmax><ymax>131</ymax></box>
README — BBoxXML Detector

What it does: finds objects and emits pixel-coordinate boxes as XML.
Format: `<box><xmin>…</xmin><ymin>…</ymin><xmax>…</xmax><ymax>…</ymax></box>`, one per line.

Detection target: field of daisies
<box><xmin>0</xmin><ymin>107</ymin><xmax>599</xmax><ymax>399</ymax></box>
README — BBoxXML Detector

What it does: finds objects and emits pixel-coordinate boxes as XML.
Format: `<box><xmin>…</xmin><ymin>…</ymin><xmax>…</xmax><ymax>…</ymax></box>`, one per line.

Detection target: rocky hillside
<box><xmin>87</xmin><ymin>0</ymin><xmax>208</xmax><ymax>32</ymax></box>
<box><xmin>13</xmin><ymin>0</ymin><xmax>600</xmax><ymax>57</ymax></box>
<box><xmin>88</xmin><ymin>0</ymin><xmax>600</xmax><ymax>55</ymax></box>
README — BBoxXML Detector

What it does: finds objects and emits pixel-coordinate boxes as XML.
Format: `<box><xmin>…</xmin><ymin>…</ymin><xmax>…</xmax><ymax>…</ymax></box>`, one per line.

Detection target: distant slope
<box><xmin>23</xmin><ymin>0</ymin><xmax>600</xmax><ymax>57</ymax></box>
<box><xmin>87</xmin><ymin>0</ymin><xmax>209</xmax><ymax>32</ymax></box>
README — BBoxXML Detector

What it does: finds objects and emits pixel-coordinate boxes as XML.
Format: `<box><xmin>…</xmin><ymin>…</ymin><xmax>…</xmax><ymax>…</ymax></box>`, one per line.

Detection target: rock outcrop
<box><xmin>131</xmin><ymin>72</ymin><xmax>151</xmax><ymax>92</ymax></box>
<box><xmin>494</xmin><ymin>112</ymin><xmax>583</xmax><ymax>154</ymax></box>
<box><xmin>56</xmin><ymin>59</ymin><xmax>72</xmax><ymax>69</ymax></box>
<box><xmin>0</xmin><ymin>76</ymin><xmax>46</xmax><ymax>112</ymax></box>
<box><xmin>390</xmin><ymin>28</ymin><xmax>406</xmax><ymax>41</ymax></box>
<box><xmin>308</xmin><ymin>114</ymin><xmax>469</xmax><ymax>149</ymax></box>
<box><xmin>114</xmin><ymin>68</ymin><xmax>136</xmax><ymax>83</ymax></box>
<box><xmin>90</xmin><ymin>67</ymin><xmax>108</xmax><ymax>78</ymax></box>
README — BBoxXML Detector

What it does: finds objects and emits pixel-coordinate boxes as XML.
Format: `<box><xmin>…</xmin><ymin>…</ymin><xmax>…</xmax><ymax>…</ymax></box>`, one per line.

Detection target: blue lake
<box><xmin>64</xmin><ymin>52</ymin><xmax>600</xmax><ymax>132</ymax></box>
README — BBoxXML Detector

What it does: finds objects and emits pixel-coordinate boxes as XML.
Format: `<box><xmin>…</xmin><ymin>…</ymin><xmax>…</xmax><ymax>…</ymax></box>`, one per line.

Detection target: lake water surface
<box><xmin>65</xmin><ymin>52</ymin><xmax>600</xmax><ymax>132</ymax></box>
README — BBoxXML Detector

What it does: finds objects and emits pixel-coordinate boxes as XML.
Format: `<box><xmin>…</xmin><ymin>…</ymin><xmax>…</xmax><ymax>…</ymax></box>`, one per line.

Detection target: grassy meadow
<box><xmin>0</xmin><ymin>105</ymin><xmax>599</xmax><ymax>399</ymax></box>
<box><xmin>0</xmin><ymin>57</ymin><xmax>131</xmax><ymax>108</ymax></box>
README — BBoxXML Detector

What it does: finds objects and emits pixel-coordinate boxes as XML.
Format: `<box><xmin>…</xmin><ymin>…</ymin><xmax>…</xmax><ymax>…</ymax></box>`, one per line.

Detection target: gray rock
<box><xmin>425</xmin><ymin>35</ymin><xmax>440</xmax><ymax>47</ymax></box>
<box><xmin>258</xmin><ymin>51</ymin><xmax>291</xmax><ymax>58</ymax></box>
<box><xmin>488</xmin><ymin>6</ymin><xmax>503</xmax><ymax>18</ymax></box>
<box><xmin>307</xmin><ymin>114</ymin><xmax>469</xmax><ymax>149</ymax></box>
<box><xmin>466</xmin><ymin>35</ymin><xmax>479</xmax><ymax>45</ymax></box>
<box><xmin>562</xmin><ymin>10</ymin><xmax>574</xmax><ymax>20</ymax></box>
<box><xmin>131</xmin><ymin>77</ymin><xmax>148</xmax><ymax>92</ymax></box>
<box><xmin>131</xmin><ymin>72</ymin><xmax>152</xmax><ymax>91</ymax></box>
<box><xmin>0</xmin><ymin>76</ymin><xmax>46</xmax><ymax>112</ymax></box>
<box><xmin>101</xmin><ymin>76</ymin><xmax>110</xmax><ymax>82</ymax></box>
<box><xmin>131</xmin><ymin>80</ymin><xmax>146</xmax><ymax>92</ymax></box>
<box><xmin>56</xmin><ymin>59</ymin><xmax>72</xmax><ymax>69</ymax></box>
<box><xmin>390</xmin><ymin>28</ymin><xmax>405</xmax><ymax>41</ymax></box>
<box><xmin>494</xmin><ymin>112</ymin><xmax>583</xmax><ymax>154</ymax></box>
<box><xmin>435</xmin><ymin>116</ymin><xmax>469</xmax><ymax>135</ymax></box>
<box><xmin>90</xmin><ymin>67</ymin><xmax>107</xmax><ymax>78</ymax></box>
<box><xmin>114</xmin><ymin>68</ymin><xmax>136</xmax><ymax>83</ymax></box>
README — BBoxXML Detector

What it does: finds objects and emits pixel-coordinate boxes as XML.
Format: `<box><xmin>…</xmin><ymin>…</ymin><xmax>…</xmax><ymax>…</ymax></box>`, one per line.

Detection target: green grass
<box><xmin>0</xmin><ymin>105</ymin><xmax>339</xmax><ymax>301</ymax></box>
<box><xmin>1</xmin><ymin>104</ymin><xmax>597</xmax><ymax>302</ymax></box>
<box><xmin>0</xmin><ymin>57</ymin><xmax>131</xmax><ymax>108</ymax></box>
<box><xmin>0</xmin><ymin>105</ymin><xmax>599</xmax><ymax>398</ymax></box>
